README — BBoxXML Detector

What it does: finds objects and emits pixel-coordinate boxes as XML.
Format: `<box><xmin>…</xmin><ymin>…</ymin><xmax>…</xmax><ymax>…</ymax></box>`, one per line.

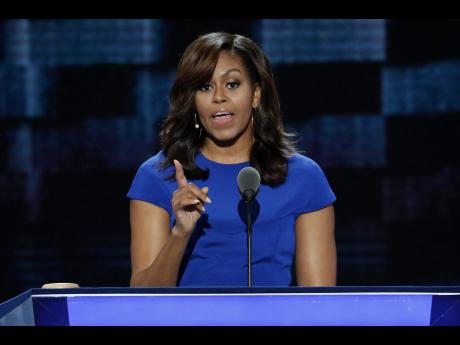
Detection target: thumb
<box><xmin>201</xmin><ymin>186</ymin><xmax>211</xmax><ymax>203</ymax></box>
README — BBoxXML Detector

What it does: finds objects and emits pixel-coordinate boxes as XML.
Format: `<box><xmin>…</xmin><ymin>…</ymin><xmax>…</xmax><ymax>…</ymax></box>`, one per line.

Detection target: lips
<box><xmin>211</xmin><ymin>111</ymin><xmax>234</xmax><ymax>119</ymax></box>
<box><xmin>211</xmin><ymin>111</ymin><xmax>234</xmax><ymax>125</ymax></box>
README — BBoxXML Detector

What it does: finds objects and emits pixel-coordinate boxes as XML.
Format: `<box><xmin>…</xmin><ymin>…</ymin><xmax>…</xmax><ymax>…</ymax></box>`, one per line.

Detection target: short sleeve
<box><xmin>293</xmin><ymin>156</ymin><xmax>336</xmax><ymax>215</ymax></box>
<box><xmin>127</xmin><ymin>159</ymin><xmax>173</xmax><ymax>216</ymax></box>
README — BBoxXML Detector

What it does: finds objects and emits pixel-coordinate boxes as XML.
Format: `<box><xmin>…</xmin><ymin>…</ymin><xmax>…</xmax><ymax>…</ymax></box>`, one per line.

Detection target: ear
<box><xmin>252</xmin><ymin>84</ymin><xmax>261</xmax><ymax>109</ymax></box>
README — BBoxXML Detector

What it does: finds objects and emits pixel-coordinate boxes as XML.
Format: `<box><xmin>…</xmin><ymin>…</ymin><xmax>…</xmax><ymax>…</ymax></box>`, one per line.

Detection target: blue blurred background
<box><xmin>1</xmin><ymin>19</ymin><xmax>460</xmax><ymax>301</ymax></box>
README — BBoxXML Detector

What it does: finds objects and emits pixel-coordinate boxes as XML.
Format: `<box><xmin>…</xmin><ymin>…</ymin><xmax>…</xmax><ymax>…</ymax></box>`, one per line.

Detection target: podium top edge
<box><xmin>26</xmin><ymin>286</ymin><xmax>460</xmax><ymax>296</ymax></box>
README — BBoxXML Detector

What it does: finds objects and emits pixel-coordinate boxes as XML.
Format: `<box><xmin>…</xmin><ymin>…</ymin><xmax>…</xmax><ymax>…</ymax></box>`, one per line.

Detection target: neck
<box><xmin>201</xmin><ymin>133</ymin><xmax>254</xmax><ymax>164</ymax></box>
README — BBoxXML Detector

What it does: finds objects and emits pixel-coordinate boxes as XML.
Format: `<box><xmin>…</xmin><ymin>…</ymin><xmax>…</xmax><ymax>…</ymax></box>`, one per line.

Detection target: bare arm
<box><xmin>295</xmin><ymin>205</ymin><xmax>336</xmax><ymax>286</ymax></box>
<box><xmin>129</xmin><ymin>160</ymin><xmax>210</xmax><ymax>287</ymax></box>
<box><xmin>129</xmin><ymin>199</ymin><xmax>191</xmax><ymax>287</ymax></box>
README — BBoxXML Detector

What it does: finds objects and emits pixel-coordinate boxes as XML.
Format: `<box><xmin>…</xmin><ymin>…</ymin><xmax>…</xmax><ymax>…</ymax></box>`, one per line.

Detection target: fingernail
<box><xmin>202</xmin><ymin>206</ymin><xmax>206</xmax><ymax>212</ymax></box>
<box><xmin>193</xmin><ymin>199</ymin><xmax>200</xmax><ymax>204</ymax></box>
<box><xmin>206</xmin><ymin>197</ymin><xmax>211</xmax><ymax>203</ymax></box>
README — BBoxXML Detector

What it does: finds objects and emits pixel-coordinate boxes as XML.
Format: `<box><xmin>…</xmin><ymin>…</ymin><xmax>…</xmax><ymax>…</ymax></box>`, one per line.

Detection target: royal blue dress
<box><xmin>127</xmin><ymin>150</ymin><xmax>336</xmax><ymax>287</ymax></box>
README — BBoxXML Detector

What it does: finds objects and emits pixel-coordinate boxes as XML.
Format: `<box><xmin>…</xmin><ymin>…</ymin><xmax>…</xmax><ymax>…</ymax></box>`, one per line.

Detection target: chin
<box><xmin>207</xmin><ymin>130</ymin><xmax>241</xmax><ymax>144</ymax></box>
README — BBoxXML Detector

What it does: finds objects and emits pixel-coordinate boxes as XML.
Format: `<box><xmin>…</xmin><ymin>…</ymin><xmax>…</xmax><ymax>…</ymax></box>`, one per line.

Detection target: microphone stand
<box><xmin>244</xmin><ymin>191</ymin><xmax>255</xmax><ymax>287</ymax></box>
<box><xmin>246</xmin><ymin>199</ymin><xmax>252</xmax><ymax>287</ymax></box>
<box><xmin>237</xmin><ymin>167</ymin><xmax>260</xmax><ymax>288</ymax></box>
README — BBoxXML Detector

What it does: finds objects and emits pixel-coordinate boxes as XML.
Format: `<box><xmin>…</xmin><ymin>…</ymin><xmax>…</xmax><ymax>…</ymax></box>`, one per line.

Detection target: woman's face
<box><xmin>194</xmin><ymin>51</ymin><xmax>260</xmax><ymax>145</ymax></box>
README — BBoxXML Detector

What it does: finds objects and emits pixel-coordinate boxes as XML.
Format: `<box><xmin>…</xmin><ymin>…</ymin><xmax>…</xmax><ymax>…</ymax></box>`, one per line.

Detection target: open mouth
<box><xmin>212</xmin><ymin>111</ymin><xmax>234</xmax><ymax>119</ymax></box>
<box><xmin>211</xmin><ymin>111</ymin><xmax>234</xmax><ymax>125</ymax></box>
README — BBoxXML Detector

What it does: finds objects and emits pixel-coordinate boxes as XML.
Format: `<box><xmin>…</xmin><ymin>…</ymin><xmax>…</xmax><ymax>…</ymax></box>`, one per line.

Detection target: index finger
<box><xmin>173</xmin><ymin>159</ymin><xmax>188</xmax><ymax>187</ymax></box>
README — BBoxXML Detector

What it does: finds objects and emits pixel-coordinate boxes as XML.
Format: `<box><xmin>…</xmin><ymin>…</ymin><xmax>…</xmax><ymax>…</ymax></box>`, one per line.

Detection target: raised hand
<box><xmin>172</xmin><ymin>159</ymin><xmax>211</xmax><ymax>235</ymax></box>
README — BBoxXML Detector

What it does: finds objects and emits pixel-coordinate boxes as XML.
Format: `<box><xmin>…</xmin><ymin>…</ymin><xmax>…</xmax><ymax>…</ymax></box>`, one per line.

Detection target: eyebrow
<box><xmin>221</xmin><ymin>68</ymin><xmax>242</xmax><ymax>78</ymax></box>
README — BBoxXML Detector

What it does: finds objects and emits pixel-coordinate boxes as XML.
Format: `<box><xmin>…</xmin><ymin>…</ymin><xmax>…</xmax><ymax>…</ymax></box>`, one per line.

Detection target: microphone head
<box><xmin>237</xmin><ymin>167</ymin><xmax>261</xmax><ymax>201</ymax></box>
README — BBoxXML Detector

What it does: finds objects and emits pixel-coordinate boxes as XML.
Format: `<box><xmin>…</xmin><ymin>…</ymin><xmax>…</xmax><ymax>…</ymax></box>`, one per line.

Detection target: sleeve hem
<box><xmin>295</xmin><ymin>197</ymin><xmax>336</xmax><ymax>219</ymax></box>
<box><xmin>127</xmin><ymin>196</ymin><xmax>172</xmax><ymax>217</ymax></box>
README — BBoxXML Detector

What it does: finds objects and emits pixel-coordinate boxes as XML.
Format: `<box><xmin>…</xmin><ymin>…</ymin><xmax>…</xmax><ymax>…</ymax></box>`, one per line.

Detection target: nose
<box><xmin>212</xmin><ymin>86</ymin><xmax>227</xmax><ymax>104</ymax></box>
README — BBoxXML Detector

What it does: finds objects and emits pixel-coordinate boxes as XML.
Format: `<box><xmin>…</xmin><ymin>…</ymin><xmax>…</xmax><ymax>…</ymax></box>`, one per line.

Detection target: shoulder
<box><xmin>137</xmin><ymin>151</ymin><xmax>170</xmax><ymax>176</ymax></box>
<box><xmin>287</xmin><ymin>153</ymin><xmax>324</xmax><ymax>174</ymax></box>
<box><xmin>285</xmin><ymin>153</ymin><xmax>332</xmax><ymax>187</ymax></box>
<box><xmin>131</xmin><ymin>151</ymin><xmax>175</xmax><ymax>186</ymax></box>
<box><xmin>286</xmin><ymin>153</ymin><xmax>336</xmax><ymax>211</ymax></box>
<box><xmin>139</xmin><ymin>150</ymin><xmax>166</xmax><ymax>169</ymax></box>
<box><xmin>127</xmin><ymin>150</ymin><xmax>174</xmax><ymax>212</ymax></box>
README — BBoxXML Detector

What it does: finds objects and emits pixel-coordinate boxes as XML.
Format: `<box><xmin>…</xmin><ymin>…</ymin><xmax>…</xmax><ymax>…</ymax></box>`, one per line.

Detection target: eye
<box><xmin>199</xmin><ymin>84</ymin><xmax>212</xmax><ymax>92</ymax></box>
<box><xmin>226</xmin><ymin>81</ymin><xmax>240</xmax><ymax>89</ymax></box>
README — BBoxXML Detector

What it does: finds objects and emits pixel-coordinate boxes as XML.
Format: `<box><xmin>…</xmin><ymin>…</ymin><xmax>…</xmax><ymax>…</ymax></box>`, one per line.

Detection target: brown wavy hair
<box><xmin>159</xmin><ymin>32</ymin><xmax>299</xmax><ymax>187</ymax></box>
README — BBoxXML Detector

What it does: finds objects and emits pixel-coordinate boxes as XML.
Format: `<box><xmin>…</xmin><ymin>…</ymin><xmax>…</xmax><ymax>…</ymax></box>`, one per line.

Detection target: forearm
<box><xmin>296</xmin><ymin>237</ymin><xmax>337</xmax><ymax>286</ymax></box>
<box><xmin>130</xmin><ymin>226</ymin><xmax>191</xmax><ymax>287</ymax></box>
<box><xmin>295</xmin><ymin>205</ymin><xmax>337</xmax><ymax>286</ymax></box>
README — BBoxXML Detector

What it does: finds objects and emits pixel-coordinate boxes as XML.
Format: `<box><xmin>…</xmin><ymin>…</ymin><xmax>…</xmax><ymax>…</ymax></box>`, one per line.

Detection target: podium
<box><xmin>1</xmin><ymin>287</ymin><xmax>460</xmax><ymax>326</ymax></box>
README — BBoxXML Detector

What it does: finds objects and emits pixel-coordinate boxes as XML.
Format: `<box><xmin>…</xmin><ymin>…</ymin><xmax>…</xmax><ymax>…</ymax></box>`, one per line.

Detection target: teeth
<box><xmin>213</xmin><ymin>112</ymin><xmax>232</xmax><ymax>118</ymax></box>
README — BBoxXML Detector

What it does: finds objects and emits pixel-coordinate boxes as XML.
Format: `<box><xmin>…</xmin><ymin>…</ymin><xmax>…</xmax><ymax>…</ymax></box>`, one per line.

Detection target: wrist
<box><xmin>171</xmin><ymin>225</ymin><xmax>192</xmax><ymax>239</ymax></box>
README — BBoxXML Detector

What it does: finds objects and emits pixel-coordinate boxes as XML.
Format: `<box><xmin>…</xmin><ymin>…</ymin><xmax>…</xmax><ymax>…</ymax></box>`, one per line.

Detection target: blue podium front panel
<box><xmin>33</xmin><ymin>292</ymin><xmax>433</xmax><ymax>326</ymax></box>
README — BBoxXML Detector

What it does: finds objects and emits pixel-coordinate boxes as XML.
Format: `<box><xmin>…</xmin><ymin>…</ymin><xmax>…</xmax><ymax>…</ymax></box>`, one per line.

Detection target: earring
<box><xmin>194</xmin><ymin>112</ymin><xmax>202</xmax><ymax>138</ymax></box>
<box><xmin>194</xmin><ymin>113</ymin><xmax>200</xmax><ymax>129</ymax></box>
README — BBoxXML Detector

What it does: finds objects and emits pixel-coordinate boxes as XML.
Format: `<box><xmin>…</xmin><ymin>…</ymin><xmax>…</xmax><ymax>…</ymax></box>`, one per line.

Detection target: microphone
<box><xmin>237</xmin><ymin>167</ymin><xmax>260</xmax><ymax>287</ymax></box>
<box><xmin>237</xmin><ymin>167</ymin><xmax>261</xmax><ymax>202</ymax></box>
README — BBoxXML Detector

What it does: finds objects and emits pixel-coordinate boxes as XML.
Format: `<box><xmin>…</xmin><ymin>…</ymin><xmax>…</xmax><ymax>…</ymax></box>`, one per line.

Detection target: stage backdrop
<box><xmin>1</xmin><ymin>19</ymin><xmax>460</xmax><ymax>302</ymax></box>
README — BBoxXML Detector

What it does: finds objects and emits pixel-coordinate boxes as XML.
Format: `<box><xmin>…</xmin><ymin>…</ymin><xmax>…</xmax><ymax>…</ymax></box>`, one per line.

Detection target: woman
<box><xmin>127</xmin><ymin>32</ymin><xmax>336</xmax><ymax>287</ymax></box>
